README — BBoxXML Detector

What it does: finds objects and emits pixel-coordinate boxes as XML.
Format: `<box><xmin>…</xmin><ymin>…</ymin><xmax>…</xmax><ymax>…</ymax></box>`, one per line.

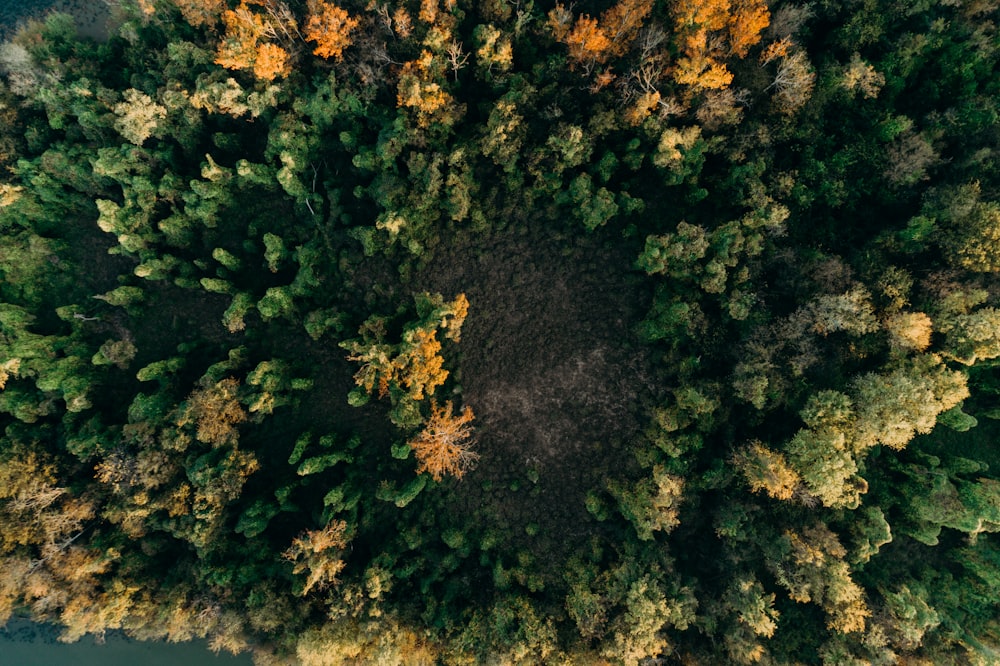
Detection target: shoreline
<box><xmin>0</xmin><ymin>618</ymin><xmax>253</xmax><ymax>665</ymax></box>
<box><xmin>1</xmin><ymin>0</ymin><xmax>116</xmax><ymax>42</ymax></box>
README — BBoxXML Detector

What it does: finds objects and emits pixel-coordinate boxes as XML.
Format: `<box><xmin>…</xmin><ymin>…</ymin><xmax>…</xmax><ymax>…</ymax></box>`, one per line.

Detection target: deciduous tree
<box><xmin>171</xmin><ymin>0</ymin><xmax>225</xmax><ymax>27</ymax></box>
<box><xmin>884</xmin><ymin>311</ymin><xmax>933</xmax><ymax>353</ymax></box>
<box><xmin>396</xmin><ymin>51</ymin><xmax>459</xmax><ymax>127</ymax></box>
<box><xmin>178</xmin><ymin>377</ymin><xmax>247</xmax><ymax>447</ymax></box>
<box><xmin>772</xmin><ymin>525</ymin><xmax>871</xmax><ymax>634</ymax></box>
<box><xmin>937</xmin><ymin>183</ymin><xmax>1000</xmax><ymax>273</ymax></box>
<box><xmin>564</xmin><ymin>15</ymin><xmax>611</xmax><ymax>66</ymax></box>
<box><xmin>408</xmin><ymin>400</ymin><xmax>477</xmax><ymax>481</ymax></box>
<box><xmin>600</xmin><ymin>0</ymin><xmax>654</xmax><ymax>57</ymax></box>
<box><xmin>728</xmin><ymin>0</ymin><xmax>770</xmax><ymax>58</ymax></box>
<box><xmin>734</xmin><ymin>441</ymin><xmax>800</xmax><ymax>501</ymax></box>
<box><xmin>608</xmin><ymin>465</ymin><xmax>685</xmax><ymax>540</ymax></box>
<box><xmin>670</xmin><ymin>0</ymin><xmax>769</xmax><ymax>91</ymax></box>
<box><xmin>283</xmin><ymin>519</ymin><xmax>349</xmax><ymax>595</ymax></box>
<box><xmin>851</xmin><ymin>357</ymin><xmax>968</xmax><ymax>450</ymax></box>
<box><xmin>343</xmin><ymin>293</ymin><xmax>469</xmax><ymax>431</ymax></box>
<box><xmin>304</xmin><ymin>0</ymin><xmax>358</xmax><ymax>60</ymax></box>
<box><xmin>112</xmin><ymin>89</ymin><xmax>166</xmax><ymax>146</ymax></box>
<box><xmin>841</xmin><ymin>53</ymin><xmax>885</xmax><ymax>98</ymax></box>
<box><xmin>765</xmin><ymin>49</ymin><xmax>815</xmax><ymax>114</ymax></box>
<box><xmin>215</xmin><ymin>1</ymin><xmax>295</xmax><ymax>81</ymax></box>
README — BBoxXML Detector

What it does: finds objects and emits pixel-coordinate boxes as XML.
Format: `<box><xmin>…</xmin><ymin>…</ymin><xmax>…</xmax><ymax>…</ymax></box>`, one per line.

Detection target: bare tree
<box><xmin>446</xmin><ymin>41</ymin><xmax>469</xmax><ymax>80</ymax></box>
<box><xmin>765</xmin><ymin>50</ymin><xmax>815</xmax><ymax>114</ymax></box>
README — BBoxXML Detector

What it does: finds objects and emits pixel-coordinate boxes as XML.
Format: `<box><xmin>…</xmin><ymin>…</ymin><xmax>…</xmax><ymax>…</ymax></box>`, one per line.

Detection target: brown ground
<box><xmin>415</xmin><ymin>224</ymin><xmax>658</xmax><ymax>571</ymax></box>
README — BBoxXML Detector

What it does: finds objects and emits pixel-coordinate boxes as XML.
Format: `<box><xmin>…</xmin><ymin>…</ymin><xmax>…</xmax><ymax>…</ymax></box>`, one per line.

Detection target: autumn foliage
<box><xmin>397</xmin><ymin>328</ymin><xmax>449</xmax><ymax>400</ymax></box>
<box><xmin>547</xmin><ymin>0</ymin><xmax>768</xmax><ymax>99</ymax></box>
<box><xmin>178</xmin><ymin>377</ymin><xmax>247</xmax><ymax>447</ymax></box>
<box><xmin>397</xmin><ymin>51</ymin><xmax>457</xmax><ymax>127</ymax></box>
<box><xmin>564</xmin><ymin>15</ymin><xmax>612</xmax><ymax>65</ymax></box>
<box><xmin>347</xmin><ymin>320</ymin><xmax>452</xmax><ymax>401</ymax></box>
<box><xmin>345</xmin><ymin>293</ymin><xmax>469</xmax><ymax>403</ymax></box>
<box><xmin>215</xmin><ymin>1</ymin><xmax>295</xmax><ymax>81</ymax></box>
<box><xmin>728</xmin><ymin>0</ymin><xmax>772</xmax><ymax>58</ymax></box>
<box><xmin>672</xmin><ymin>0</ymin><xmax>770</xmax><ymax>90</ymax></box>
<box><xmin>601</xmin><ymin>0</ymin><xmax>655</xmax><ymax>56</ymax></box>
<box><xmin>409</xmin><ymin>400</ymin><xmax>477</xmax><ymax>481</ymax></box>
<box><xmin>171</xmin><ymin>0</ymin><xmax>226</xmax><ymax>28</ymax></box>
<box><xmin>734</xmin><ymin>441</ymin><xmax>801</xmax><ymax>500</ymax></box>
<box><xmin>548</xmin><ymin>0</ymin><xmax>653</xmax><ymax>68</ymax></box>
<box><xmin>0</xmin><ymin>358</ymin><xmax>20</xmax><ymax>390</ymax></box>
<box><xmin>283</xmin><ymin>520</ymin><xmax>349</xmax><ymax>596</ymax></box>
<box><xmin>342</xmin><ymin>294</ymin><xmax>474</xmax><ymax>476</ymax></box>
<box><xmin>304</xmin><ymin>0</ymin><xmax>358</xmax><ymax>60</ymax></box>
<box><xmin>251</xmin><ymin>42</ymin><xmax>291</xmax><ymax>81</ymax></box>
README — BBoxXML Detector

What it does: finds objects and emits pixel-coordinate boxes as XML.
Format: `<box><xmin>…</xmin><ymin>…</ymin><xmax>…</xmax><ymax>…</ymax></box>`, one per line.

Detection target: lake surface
<box><xmin>0</xmin><ymin>0</ymin><xmax>113</xmax><ymax>40</ymax></box>
<box><xmin>0</xmin><ymin>620</ymin><xmax>255</xmax><ymax>665</ymax></box>
<box><xmin>0</xmin><ymin>0</ymin><xmax>55</xmax><ymax>38</ymax></box>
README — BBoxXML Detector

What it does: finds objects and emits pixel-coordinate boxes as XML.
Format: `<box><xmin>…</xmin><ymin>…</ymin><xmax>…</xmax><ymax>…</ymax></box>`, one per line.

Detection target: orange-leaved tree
<box><xmin>394</xmin><ymin>291</ymin><xmax>469</xmax><ymax>400</ymax></box>
<box><xmin>673</xmin><ymin>30</ymin><xmax>735</xmax><ymax>90</ymax></box>
<box><xmin>304</xmin><ymin>0</ymin><xmax>358</xmax><ymax>60</ymax></box>
<box><xmin>215</xmin><ymin>4</ymin><xmax>262</xmax><ymax>72</ymax></box>
<box><xmin>729</xmin><ymin>0</ymin><xmax>771</xmax><ymax>58</ymax></box>
<box><xmin>419</xmin><ymin>0</ymin><xmax>440</xmax><ymax>24</ymax></box>
<box><xmin>599</xmin><ymin>0</ymin><xmax>654</xmax><ymax>57</ymax></box>
<box><xmin>670</xmin><ymin>0</ymin><xmax>770</xmax><ymax>91</ymax></box>
<box><xmin>343</xmin><ymin>293</ymin><xmax>475</xmax><ymax>469</ymax></box>
<box><xmin>548</xmin><ymin>0</ymin><xmax>654</xmax><ymax>68</ymax></box>
<box><xmin>215</xmin><ymin>1</ymin><xmax>297</xmax><ymax>81</ymax></box>
<box><xmin>252</xmin><ymin>42</ymin><xmax>292</xmax><ymax>81</ymax></box>
<box><xmin>546</xmin><ymin>3</ymin><xmax>574</xmax><ymax>42</ymax></box>
<box><xmin>395</xmin><ymin>328</ymin><xmax>449</xmax><ymax>401</ymax></box>
<box><xmin>564</xmin><ymin>15</ymin><xmax>612</xmax><ymax>66</ymax></box>
<box><xmin>409</xmin><ymin>400</ymin><xmax>477</xmax><ymax>481</ymax></box>
<box><xmin>389</xmin><ymin>0</ymin><xmax>463</xmax><ymax>127</ymax></box>
<box><xmin>396</xmin><ymin>50</ymin><xmax>460</xmax><ymax>128</ymax></box>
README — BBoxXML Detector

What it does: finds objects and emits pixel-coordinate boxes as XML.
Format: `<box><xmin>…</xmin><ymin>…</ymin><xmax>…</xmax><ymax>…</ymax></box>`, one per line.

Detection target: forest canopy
<box><xmin>1</xmin><ymin>0</ymin><xmax>1000</xmax><ymax>664</ymax></box>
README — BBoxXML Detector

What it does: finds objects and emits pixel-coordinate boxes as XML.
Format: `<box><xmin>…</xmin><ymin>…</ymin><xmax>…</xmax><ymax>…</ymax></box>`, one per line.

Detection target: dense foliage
<box><xmin>1</xmin><ymin>0</ymin><xmax>1000</xmax><ymax>663</ymax></box>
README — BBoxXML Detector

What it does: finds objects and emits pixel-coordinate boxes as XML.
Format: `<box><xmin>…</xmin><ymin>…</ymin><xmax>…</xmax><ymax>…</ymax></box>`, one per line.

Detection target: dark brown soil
<box><xmin>415</xmin><ymin>224</ymin><xmax>658</xmax><ymax>572</ymax></box>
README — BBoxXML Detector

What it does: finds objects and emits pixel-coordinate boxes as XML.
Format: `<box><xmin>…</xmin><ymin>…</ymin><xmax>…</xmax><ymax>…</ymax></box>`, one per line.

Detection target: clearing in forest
<box><xmin>415</xmin><ymin>225</ymin><xmax>657</xmax><ymax>569</ymax></box>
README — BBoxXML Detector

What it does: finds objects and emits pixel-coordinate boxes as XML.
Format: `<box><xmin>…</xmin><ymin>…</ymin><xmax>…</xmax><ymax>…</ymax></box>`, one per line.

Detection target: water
<box><xmin>0</xmin><ymin>620</ymin><xmax>255</xmax><ymax>666</ymax></box>
<box><xmin>0</xmin><ymin>0</ymin><xmax>112</xmax><ymax>40</ymax></box>
<box><xmin>0</xmin><ymin>0</ymin><xmax>56</xmax><ymax>39</ymax></box>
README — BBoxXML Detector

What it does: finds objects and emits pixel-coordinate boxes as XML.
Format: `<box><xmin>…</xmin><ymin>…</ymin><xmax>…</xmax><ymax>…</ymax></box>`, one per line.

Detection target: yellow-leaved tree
<box><xmin>171</xmin><ymin>0</ymin><xmax>226</xmax><ymax>27</ymax></box>
<box><xmin>343</xmin><ymin>293</ymin><xmax>476</xmax><ymax>479</ymax></box>
<box><xmin>177</xmin><ymin>377</ymin><xmax>247</xmax><ymax>447</ymax></box>
<box><xmin>396</xmin><ymin>51</ymin><xmax>459</xmax><ymax>128</ymax></box>
<box><xmin>343</xmin><ymin>293</ymin><xmax>469</xmax><ymax>410</ymax></box>
<box><xmin>734</xmin><ymin>441</ymin><xmax>801</xmax><ymax>500</ymax></box>
<box><xmin>283</xmin><ymin>520</ymin><xmax>350</xmax><ymax>595</ymax></box>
